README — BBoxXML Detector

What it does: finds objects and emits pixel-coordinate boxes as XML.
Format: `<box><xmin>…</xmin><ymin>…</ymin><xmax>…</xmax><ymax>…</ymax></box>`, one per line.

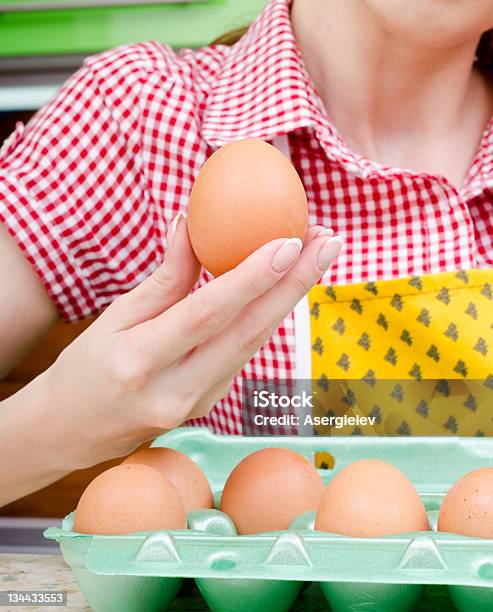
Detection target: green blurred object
<box><xmin>0</xmin><ymin>0</ymin><xmax>267</xmax><ymax>56</ymax></box>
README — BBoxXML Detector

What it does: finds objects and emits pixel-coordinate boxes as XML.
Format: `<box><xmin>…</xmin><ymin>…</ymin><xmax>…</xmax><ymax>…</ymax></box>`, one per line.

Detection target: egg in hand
<box><xmin>187</xmin><ymin>138</ymin><xmax>308</xmax><ymax>276</ymax></box>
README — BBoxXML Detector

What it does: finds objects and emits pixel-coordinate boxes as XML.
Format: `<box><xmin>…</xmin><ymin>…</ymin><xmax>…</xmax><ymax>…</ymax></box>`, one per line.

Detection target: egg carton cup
<box><xmin>45</xmin><ymin>428</ymin><xmax>493</xmax><ymax>612</ymax></box>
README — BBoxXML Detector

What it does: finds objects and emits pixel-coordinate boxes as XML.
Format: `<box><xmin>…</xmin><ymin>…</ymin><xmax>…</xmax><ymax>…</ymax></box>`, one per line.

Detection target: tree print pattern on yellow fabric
<box><xmin>309</xmin><ymin>269</ymin><xmax>493</xmax><ymax>436</ymax></box>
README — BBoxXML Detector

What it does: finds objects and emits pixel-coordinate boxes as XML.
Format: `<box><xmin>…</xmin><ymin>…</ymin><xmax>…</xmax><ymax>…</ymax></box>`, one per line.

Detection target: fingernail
<box><xmin>317</xmin><ymin>236</ymin><xmax>343</xmax><ymax>271</ymax></box>
<box><xmin>166</xmin><ymin>213</ymin><xmax>185</xmax><ymax>250</ymax></box>
<box><xmin>271</xmin><ymin>238</ymin><xmax>303</xmax><ymax>273</ymax></box>
<box><xmin>315</xmin><ymin>227</ymin><xmax>334</xmax><ymax>238</ymax></box>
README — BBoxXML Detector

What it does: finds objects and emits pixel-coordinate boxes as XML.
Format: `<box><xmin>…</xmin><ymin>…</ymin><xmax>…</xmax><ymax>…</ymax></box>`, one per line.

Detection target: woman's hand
<box><xmin>0</xmin><ymin>215</ymin><xmax>341</xmax><ymax>504</ymax></box>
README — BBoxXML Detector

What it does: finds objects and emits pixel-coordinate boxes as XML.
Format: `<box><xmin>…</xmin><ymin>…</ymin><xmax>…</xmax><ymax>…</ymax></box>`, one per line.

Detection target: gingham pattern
<box><xmin>1</xmin><ymin>0</ymin><xmax>492</xmax><ymax>435</ymax></box>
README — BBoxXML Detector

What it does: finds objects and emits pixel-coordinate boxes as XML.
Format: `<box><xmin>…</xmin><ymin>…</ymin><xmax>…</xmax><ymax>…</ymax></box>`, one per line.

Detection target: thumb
<box><xmin>99</xmin><ymin>214</ymin><xmax>201</xmax><ymax>331</ymax></box>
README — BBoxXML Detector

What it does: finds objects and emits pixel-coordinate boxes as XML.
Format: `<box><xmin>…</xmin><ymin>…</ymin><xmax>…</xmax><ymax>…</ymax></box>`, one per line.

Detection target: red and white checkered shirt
<box><xmin>1</xmin><ymin>0</ymin><xmax>492</xmax><ymax>434</ymax></box>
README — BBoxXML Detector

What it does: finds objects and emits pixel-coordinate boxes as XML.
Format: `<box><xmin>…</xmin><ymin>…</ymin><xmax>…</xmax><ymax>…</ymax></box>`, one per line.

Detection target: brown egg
<box><xmin>220</xmin><ymin>448</ymin><xmax>325</xmax><ymax>534</ymax></box>
<box><xmin>73</xmin><ymin>464</ymin><xmax>186</xmax><ymax>535</ymax></box>
<box><xmin>187</xmin><ymin>138</ymin><xmax>308</xmax><ymax>276</ymax></box>
<box><xmin>315</xmin><ymin>459</ymin><xmax>429</xmax><ymax>537</ymax></box>
<box><xmin>438</xmin><ymin>468</ymin><xmax>493</xmax><ymax>538</ymax></box>
<box><xmin>123</xmin><ymin>447</ymin><xmax>213</xmax><ymax>512</ymax></box>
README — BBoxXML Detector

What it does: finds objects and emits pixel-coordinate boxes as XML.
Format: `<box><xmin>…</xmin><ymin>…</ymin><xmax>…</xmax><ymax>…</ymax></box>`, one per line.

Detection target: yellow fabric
<box><xmin>309</xmin><ymin>269</ymin><xmax>493</xmax><ymax>436</ymax></box>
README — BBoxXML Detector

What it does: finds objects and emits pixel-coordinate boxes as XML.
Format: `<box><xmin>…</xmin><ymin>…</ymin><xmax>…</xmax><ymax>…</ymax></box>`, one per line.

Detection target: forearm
<box><xmin>0</xmin><ymin>224</ymin><xmax>58</xmax><ymax>379</ymax></box>
<box><xmin>0</xmin><ymin>369</ymin><xmax>72</xmax><ymax>507</ymax></box>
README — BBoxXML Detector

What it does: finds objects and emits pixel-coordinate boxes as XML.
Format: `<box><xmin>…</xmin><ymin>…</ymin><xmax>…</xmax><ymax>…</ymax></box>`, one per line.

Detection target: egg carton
<box><xmin>45</xmin><ymin>428</ymin><xmax>493</xmax><ymax>612</ymax></box>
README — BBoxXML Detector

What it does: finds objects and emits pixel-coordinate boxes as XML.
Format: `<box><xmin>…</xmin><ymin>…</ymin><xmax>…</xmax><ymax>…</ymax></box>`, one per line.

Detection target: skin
<box><xmin>0</xmin><ymin>224</ymin><xmax>57</xmax><ymax>377</ymax></box>
<box><xmin>0</xmin><ymin>217</ymin><xmax>341</xmax><ymax>505</ymax></box>
<box><xmin>2</xmin><ymin>0</ymin><xmax>493</xmax><ymax>504</ymax></box>
<box><xmin>291</xmin><ymin>0</ymin><xmax>493</xmax><ymax>187</ymax></box>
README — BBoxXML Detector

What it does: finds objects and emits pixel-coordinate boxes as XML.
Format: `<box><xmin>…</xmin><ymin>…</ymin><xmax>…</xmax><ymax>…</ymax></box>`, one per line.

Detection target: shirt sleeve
<box><xmin>0</xmin><ymin>46</ymin><xmax>161</xmax><ymax>321</ymax></box>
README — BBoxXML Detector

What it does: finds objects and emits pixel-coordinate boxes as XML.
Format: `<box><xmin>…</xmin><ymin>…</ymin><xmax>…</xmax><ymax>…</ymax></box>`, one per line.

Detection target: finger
<box><xmin>98</xmin><ymin>214</ymin><xmax>201</xmax><ymax>331</ymax></box>
<box><xmin>185</xmin><ymin>375</ymin><xmax>236</xmax><ymax>421</ymax></box>
<box><xmin>304</xmin><ymin>225</ymin><xmax>333</xmax><ymax>244</ymax></box>
<box><xmin>185</xmin><ymin>234</ymin><xmax>343</xmax><ymax>387</ymax></box>
<box><xmin>184</xmin><ymin>233</ymin><xmax>338</xmax><ymax>418</ymax></box>
<box><xmin>172</xmin><ymin>228</ymin><xmax>334</xmax><ymax>422</ymax></box>
<box><xmin>127</xmin><ymin>234</ymin><xmax>306</xmax><ymax>365</ymax></box>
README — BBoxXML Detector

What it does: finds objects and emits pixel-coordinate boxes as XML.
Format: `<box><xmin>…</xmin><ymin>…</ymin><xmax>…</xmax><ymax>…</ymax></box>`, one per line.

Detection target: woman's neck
<box><xmin>291</xmin><ymin>0</ymin><xmax>493</xmax><ymax>187</ymax></box>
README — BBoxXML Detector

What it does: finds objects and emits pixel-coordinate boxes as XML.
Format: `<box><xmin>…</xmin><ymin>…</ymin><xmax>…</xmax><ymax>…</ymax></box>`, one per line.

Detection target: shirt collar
<box><xmin>202</xmin><ymin>0</ymin><xmax>493</xmax><ymax>195</ymax></box>
<box><xmin>201</xmin><ymin>0</ymin><xmax>326</xmax><ymax>147</ymax></box>
<box><xmin>462</xmin><ymin>117</ymin><xmax>493</xmax><ymax>199</ymax></box>
<box><xmin>200</xmin><ymin>0</ymin><xmax>415</xmax><ymax>178</ymax></box>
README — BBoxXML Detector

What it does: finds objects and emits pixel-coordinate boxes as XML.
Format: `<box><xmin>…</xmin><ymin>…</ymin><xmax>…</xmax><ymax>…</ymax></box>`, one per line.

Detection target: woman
<box><xmin>1</xmin><ymin>0</ymin><xmax>492</xmax><ymax>505</ymax></box>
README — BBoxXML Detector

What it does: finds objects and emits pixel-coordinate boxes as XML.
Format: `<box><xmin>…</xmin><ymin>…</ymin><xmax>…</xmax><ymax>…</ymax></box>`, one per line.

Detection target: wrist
<box><xmin>36</xmin><ymin>364</ymin><xmax>85</xmax><ymax>472</ymax></box>
<box><xmin>0</xmin><ymin>369</ymin><xmax>74</xmax><ymax>506</ymax></box>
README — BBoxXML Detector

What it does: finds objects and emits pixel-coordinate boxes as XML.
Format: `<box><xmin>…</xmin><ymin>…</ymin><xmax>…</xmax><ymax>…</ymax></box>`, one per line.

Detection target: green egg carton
<box><xmin>45</xmin><ymin>427</ymin><xmax>493</xmax><ymax>612</ymax></box>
